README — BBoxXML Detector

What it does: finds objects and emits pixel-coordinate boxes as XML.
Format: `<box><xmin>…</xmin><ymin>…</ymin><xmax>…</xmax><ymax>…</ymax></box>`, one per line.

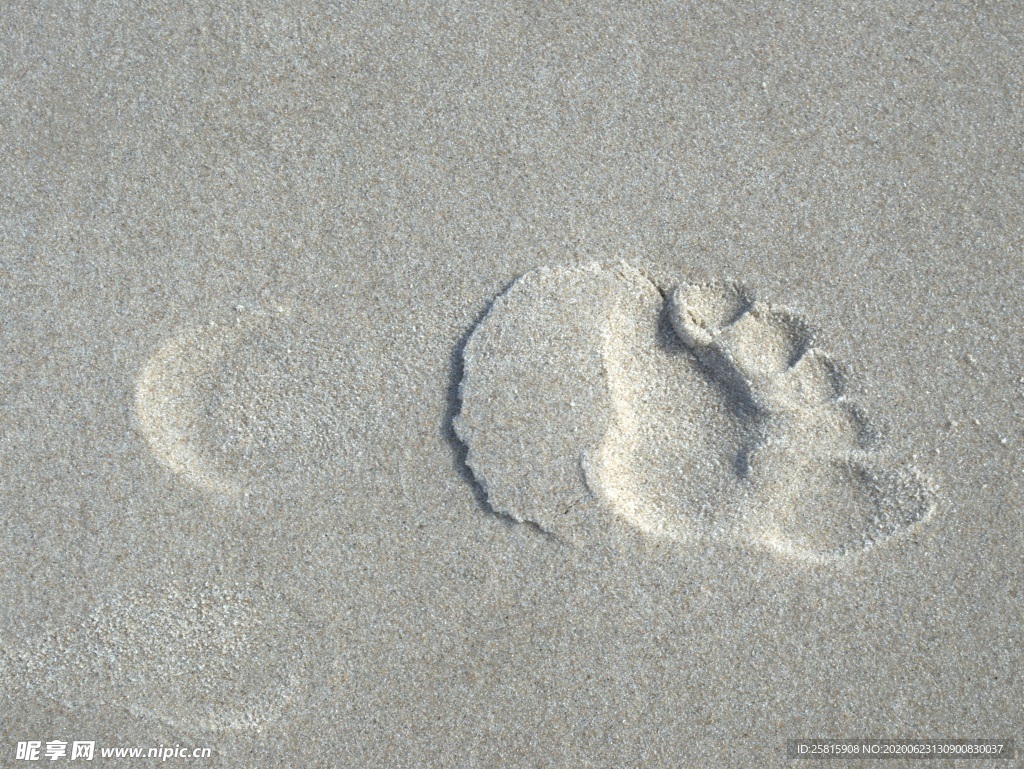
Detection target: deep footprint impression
<box><xmin>454</xmin><ymin>263</ymin><xmax>934</xmax><ymax>561</ymax></box>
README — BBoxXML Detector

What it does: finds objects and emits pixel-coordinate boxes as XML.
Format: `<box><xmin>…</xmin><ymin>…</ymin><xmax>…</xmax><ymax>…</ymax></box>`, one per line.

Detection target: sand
<box><xmin>1</xmin><ymin>2</ymin><xmax>1021</xmax><ymax>766</ymax></box>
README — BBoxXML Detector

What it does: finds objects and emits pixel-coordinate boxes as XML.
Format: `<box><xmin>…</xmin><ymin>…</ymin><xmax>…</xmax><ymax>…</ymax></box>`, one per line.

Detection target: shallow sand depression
<box><xmin>134</xmin><ymin>304</ymin><xmax>366</xmax><ymax>498</ymax></box>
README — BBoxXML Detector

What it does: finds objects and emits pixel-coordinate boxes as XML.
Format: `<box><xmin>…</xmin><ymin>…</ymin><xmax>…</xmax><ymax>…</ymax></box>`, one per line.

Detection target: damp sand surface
<box><xmin>1</xmin><ymin>3</ymin><xmax>1022</xmax><ymax>766</ymax></box>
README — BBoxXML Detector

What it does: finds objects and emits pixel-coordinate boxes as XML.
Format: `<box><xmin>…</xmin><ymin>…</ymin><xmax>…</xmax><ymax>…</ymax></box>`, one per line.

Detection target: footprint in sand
<box><xmin>453</xmin><ymin>262</ymin><xmax>934</xmax><ymax>561</ymax></box>
<box><xmin>123</xmin><ymin>304</ymin><xmax>362</xmax><ymax>730</ymax></box>
<box><xmin>134</xmin><ymin>304</ymin><xmax>368</xmax><ymax>497</ymax></box>
<box><xmin>19</xmin><ymin>570</ymin><xmax>314</xmax><ymax>732</ymax></box>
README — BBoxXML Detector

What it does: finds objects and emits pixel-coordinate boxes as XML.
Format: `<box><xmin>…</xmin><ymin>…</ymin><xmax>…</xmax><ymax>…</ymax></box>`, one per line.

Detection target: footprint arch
<box><xmin>454</xmin><ymin>263</ymin><xmax>752</xmax><ymax>543</ymax></box>
<box><xmin>455</xmin><ymin>262</ymin><xmax>935</xmax><ymax>561</ymax></box>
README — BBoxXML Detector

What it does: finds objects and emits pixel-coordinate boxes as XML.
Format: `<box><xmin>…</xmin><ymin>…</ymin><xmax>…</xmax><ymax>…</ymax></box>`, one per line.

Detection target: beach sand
<box><xmin>1</xmin><ymin>2</ymin><xmax>1021</xmax><ymax>766</ymax></box>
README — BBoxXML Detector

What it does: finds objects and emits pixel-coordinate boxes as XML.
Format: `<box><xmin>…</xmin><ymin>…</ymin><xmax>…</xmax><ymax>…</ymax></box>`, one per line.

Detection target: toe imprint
<box><xmin>672</xmin><ymin>278</ymin><xmax>934</xmax><ymax>560</ymax></box>
<box><xmin>669</xmin><ymin>281</ymin><xmax>753</xmax><ymax>349</ymax></box>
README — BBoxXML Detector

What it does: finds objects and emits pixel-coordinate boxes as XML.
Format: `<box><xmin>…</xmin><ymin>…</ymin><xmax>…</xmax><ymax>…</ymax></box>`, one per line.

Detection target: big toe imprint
<box><xmin>455</xmin><ymin>263</ymin><xmax>935</xmax><ymax>560</ymax></box>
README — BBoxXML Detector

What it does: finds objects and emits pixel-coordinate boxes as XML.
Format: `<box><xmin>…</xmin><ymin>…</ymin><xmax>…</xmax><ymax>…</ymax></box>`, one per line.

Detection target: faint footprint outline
<box><xmin>15</xmin><ymin>571</ymin><xmax>315</xmax><ymax>734</ymax></box>
<box><xmin>134</xmin><ymin>314</ymin><xmax>253</xmax><ymax>496</ymax></box>
<box><xmin>124</xmin><ymin>303</ymin><xmax>366</xmax><ymax>732</ymax></box>
<box><xmin>134</xmin><ymin>302</ymin><xmax>360</xmax><ymax>497</ymax></box>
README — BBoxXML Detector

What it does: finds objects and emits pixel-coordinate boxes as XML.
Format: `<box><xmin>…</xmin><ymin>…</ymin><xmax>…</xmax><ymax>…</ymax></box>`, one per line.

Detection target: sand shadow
<box><xmin>443</xmin><ymin>280</ymin><xmax>559</xmax><ymax>540</ymax></box>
